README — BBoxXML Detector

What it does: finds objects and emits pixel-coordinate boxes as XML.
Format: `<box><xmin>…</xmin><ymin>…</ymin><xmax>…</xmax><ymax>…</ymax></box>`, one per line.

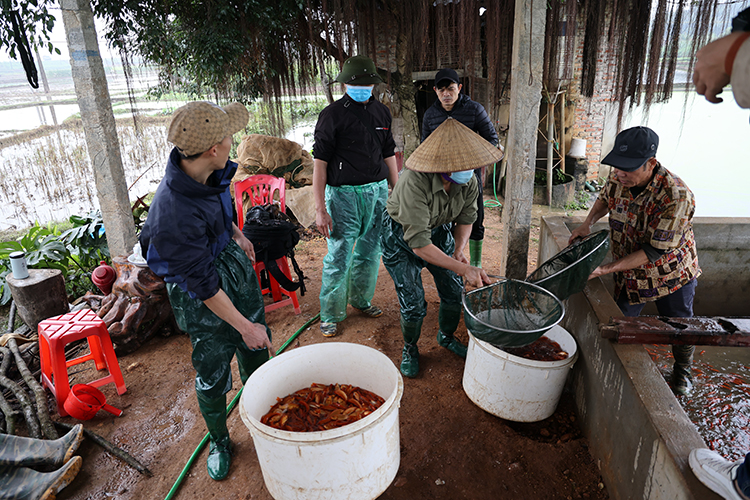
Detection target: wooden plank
<box><xmin>599</xmin><ymin>316</ymin><xmax>750</xmax><ymax>347</ymax></box>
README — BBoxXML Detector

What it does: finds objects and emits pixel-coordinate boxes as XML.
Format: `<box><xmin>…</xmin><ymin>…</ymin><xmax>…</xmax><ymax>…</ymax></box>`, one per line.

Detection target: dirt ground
<box><xmin>48</xmin><ymin>198</ymin><xmax>607</xmax><ymax>500</ymax></box>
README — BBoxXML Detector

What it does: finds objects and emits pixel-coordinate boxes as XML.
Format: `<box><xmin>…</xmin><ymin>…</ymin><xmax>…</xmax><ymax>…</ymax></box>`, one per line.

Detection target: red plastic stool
<box><xmin>38</xmin><ymin>309</ymin><xmax>127</xmax><ymax>417</ymax></box>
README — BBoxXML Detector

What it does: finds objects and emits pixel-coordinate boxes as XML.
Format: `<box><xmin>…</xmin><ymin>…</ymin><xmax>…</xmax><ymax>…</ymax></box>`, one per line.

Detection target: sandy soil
<box><xmin>51</xmin><ymin>198</ymin><xmax>607</xmax><ymax>500</ymax></box>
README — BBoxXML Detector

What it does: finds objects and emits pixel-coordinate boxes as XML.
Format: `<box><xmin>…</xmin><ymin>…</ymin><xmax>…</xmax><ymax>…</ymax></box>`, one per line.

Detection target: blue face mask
<box><xmin>447</xmin><ymin>170</ymin><xmax>474</xmax><ymax>184</ymax></box>
<box><xmin>345</xmin><ymin>85</ymin><xmax>373</xmax><ymax>102</ymax></box>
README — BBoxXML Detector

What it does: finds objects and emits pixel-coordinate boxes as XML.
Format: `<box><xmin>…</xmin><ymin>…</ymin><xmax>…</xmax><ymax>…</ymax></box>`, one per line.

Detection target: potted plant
<box><xmin>533</xmin><ymin>168</ymin><xmax>575</xmax><ymax>207</ymax></box>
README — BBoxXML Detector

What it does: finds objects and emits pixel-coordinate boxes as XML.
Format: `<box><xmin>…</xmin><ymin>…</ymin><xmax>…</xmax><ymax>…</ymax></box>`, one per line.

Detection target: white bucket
<box><xmin>568</xmin><ymin>138</ymin><xmax>587</xmax><ymax>158</ymax></box>
<box><xmin>240</xmin><ymin>342</ymin><xmax>404</xmax><ymax>500</ymax></box>
<box><xmin>462</xmin><ymin>325</ymin><xmax>578</xmax><ymax>422</ymax></box>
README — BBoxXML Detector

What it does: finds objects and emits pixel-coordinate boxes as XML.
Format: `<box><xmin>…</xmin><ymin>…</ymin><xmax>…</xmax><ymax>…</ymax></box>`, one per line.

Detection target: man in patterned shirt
<box><xmin>569</xmin><ymin>126</ymin><xmax>701</xmax><ymax>395</ymax></box>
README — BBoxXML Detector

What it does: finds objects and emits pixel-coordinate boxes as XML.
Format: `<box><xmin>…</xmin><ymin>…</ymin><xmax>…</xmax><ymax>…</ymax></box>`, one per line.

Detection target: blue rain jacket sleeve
<box><xmin>139</xmin><ymin>148</ymin><xmax>236</xmax><ymax>301</ymax></box>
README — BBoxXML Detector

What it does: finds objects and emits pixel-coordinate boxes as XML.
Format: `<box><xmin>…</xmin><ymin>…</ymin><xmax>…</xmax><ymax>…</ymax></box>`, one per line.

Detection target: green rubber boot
<box><xmin>437</xmin><ymin>302</ymin><xmax>467</xmax><ymax>358</ymax></box>
<box><xmin>0</xmin><ymin>456</ymin><xmax>82</xmax><ymax>500</ymax></box>
<box><xmin>671</xmin><ymin>345</ymin><xmax>695</xmax><ymax>396</ymax></box>
<box><xmin>0</xmin><ymin>424</ymin><xmax>83</xmax><ymax>468</ymax></box>
<box><xmin>469</xmin><ymin>239</ymin><xmax>483</xmax><ymax>268</ymax></box>
<box><xmin>197</xmin><ymin>391</ymin><xmax>232</xmax><ymax>481</ymax></box>
<box><xmin>400</xmin><ymin>318</ymin><xmax>423</xmax><ymax>378</ymax></box>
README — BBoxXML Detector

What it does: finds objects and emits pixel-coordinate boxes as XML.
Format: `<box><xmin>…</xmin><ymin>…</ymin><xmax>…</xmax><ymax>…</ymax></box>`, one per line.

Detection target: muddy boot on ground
<box><xmin>400</xmin><ymin>318</ymin><xmax>423</xmax><ymax>378</ymax></box>
<box><xmin>197</xmin><ymin>392</ymin><xmax>232</xmax><ymax>481</ymax></box>
<box><xmin>671</xmin><ymin>344</ymin><xmax>695</xmax><ymax>396</ymax></box>
<box><xmin>0</xmin><ymin>455</ymin><xmax>82</xmax><ymax>500</ymax></box>
<box><xmin>437</xmin><ymin>302</ymin><xmax>467</xmax><ymax>359</ymax></box>
<box><xmin>0</xmin><ymin>424</ymin><xmax>83</xmax><ymax>469</ymax></box>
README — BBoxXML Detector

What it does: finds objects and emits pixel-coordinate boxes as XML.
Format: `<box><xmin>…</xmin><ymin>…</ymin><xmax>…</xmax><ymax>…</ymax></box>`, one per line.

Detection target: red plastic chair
<box><xmin>234</xmin><ymin>175</ymin><xmax>301</xmax><ymax>314</ymax></box>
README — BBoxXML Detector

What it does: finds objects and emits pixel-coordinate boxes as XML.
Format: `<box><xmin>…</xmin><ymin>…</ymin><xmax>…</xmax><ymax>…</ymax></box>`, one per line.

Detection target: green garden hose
<box><xmin>164</xmin><ymin>312</ymin><xmax>321</xmax><ymax>500</ymax></box>
<box><xmin>484</xmin><ymin>163</ymin><xmax>503</xmax><ymax>209</ymax></box>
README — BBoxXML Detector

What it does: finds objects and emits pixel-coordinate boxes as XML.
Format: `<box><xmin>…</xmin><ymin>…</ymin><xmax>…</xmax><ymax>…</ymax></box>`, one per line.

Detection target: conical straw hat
<box><xmin>405</xmin><ymin>118</ymin><xmax>504</xmax><ymax>173</ymax></box>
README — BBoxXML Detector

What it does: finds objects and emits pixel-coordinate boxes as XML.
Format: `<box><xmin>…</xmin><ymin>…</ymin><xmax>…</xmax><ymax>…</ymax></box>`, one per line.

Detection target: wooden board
<box><xmin>600</xmin><ymin>316</ymin><xmax>750</xmax><ymax>346</ymax></box>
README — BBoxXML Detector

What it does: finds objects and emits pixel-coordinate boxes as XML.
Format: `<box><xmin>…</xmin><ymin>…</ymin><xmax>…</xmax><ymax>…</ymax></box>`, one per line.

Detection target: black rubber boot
<box><xmin>0</xmin><ymin>424</ymin><xmax>83</xmax><ymax>468</ymax></box>
<box><xmin>197</xmin><ymin>391</ymin><xmax>232</xmax><ymax>481</ymax></box>
<box><xmin>437</xmin><ymin>302</ymin><xmax>467</xmax><ymax>359</ymax></box>
<box><xmin>0</xmin><ymin>456</ymin><xmax>82</xmax><ymax>500</ymax></box>
<box><xmin>400</xmin><ymin>318</ymin><xmax>423</xmax><ymax>378</ymax></box>
<box><xmin>671</xmin><ymin>344</ymin><xmax>695</xmax><ymax>396</ymax></box>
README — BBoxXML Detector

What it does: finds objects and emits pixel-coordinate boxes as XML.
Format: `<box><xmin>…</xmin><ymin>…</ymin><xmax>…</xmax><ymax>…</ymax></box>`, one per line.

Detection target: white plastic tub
<box><xmin>240</xmin><ymin>342</ymin><xmax>404</xmax><ymax>500</ymax></box>
<box><xmin>462</xmin><ymin>325</ymin><xmax>578</xmax><ymax>422</ymax></box>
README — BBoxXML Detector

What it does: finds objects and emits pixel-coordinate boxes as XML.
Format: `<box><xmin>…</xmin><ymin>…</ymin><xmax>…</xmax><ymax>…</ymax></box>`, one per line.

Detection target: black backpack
<box><xmin>241</xmin><ymin>204</ymin><xmax>306</xmax><ymax>296</ymax></box>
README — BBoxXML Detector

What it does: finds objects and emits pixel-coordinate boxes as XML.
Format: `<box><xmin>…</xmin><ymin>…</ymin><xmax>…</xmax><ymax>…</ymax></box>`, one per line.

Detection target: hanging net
<box><xmin>526</xmin><ymin>229</ymin><xmax>610</xmax><ymax>301</ymax></box>
<box><xmin>463</xmin><ymin>278</ymin><xmax>564</xmax><ymax>348</ymax></box>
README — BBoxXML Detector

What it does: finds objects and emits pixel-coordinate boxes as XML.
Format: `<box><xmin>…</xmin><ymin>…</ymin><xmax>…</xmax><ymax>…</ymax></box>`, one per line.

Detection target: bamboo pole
<box><xmin>547</xmin><ymin>101</ymin><xmax>554</xmax><ymax>205</ymax></box>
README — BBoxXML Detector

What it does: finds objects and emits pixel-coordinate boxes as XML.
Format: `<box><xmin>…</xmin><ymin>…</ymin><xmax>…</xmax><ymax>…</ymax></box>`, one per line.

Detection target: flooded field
<box><xmin>0</xmin><ymin>119</ymin><xmax>170</xmax><ymax>231</ymax></box>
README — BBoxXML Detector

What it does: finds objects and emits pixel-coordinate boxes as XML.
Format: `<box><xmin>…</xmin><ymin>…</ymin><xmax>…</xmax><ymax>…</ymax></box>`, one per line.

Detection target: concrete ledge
<box><xmin>539</xmin><ymin>215</ymin><xmax>723</xmax><ymax>500</ymax></box>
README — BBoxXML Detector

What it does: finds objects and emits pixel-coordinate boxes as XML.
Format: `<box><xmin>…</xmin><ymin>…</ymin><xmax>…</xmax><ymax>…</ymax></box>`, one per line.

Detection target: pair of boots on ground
<box><xmin>0</xmin><ymin>424</ymin><xmax>84</xmax><ymax>500</ymax></box>
<box><xmin>400</xmin><ymin>302</ymin><xmax>466</xmax><ymax>378</ymax></box>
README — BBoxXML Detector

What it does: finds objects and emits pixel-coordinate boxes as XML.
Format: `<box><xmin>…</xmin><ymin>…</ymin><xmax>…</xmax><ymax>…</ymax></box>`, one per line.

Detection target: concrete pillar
<box><xmin>500</xmin><ymin>0</ymin><xmax>546</xmax><ymax>279</ymax></box>
<box><xmin>60</xmin><ymin>0</ymin><xmax>136</xmax><ymax>257</ymax></box>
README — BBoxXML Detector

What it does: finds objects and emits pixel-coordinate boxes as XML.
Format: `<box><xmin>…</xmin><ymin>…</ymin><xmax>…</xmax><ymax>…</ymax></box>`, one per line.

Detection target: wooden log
<box><xmin>600</xmin><ymin>316</ymin><xmax>750</xmax><ymax>346</ymax></box>
<box><xmin>6</xmin><ymin>269</ymin><xmax>68</xmax><ymax>332</ymax></box>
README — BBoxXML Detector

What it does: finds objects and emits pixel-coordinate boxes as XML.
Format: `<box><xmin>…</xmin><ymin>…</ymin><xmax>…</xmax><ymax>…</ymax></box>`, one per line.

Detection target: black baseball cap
<box><xmin>602</xmin><ymin>126</ymin><xmax>659</xmax><ymax>172</ymax></box>
<box><xmin>434</xmin><ymin>68</ymin><xmax>460</xmax><ymax>88</ymax></box>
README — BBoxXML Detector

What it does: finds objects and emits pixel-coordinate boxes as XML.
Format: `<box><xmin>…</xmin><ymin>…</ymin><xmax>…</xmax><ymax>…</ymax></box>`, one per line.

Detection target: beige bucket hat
<box><xmin>405</xmin><ymin>118</ymin><xmax>504</xmax><ymax>173</ymax></box>
<box><xmin>168</xmin><ymin>101</ymin><xmax>249</xmax><ymax>157</ymax></box>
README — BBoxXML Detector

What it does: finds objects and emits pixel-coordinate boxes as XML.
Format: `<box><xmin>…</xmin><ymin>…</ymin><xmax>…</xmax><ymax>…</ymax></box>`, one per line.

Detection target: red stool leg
<box><xmin>277</xmin><ymin>257</ymin><xmax>301</xmax><ymax>314</ymax></box>
<box><xmin>86</xmin><ymin>335</ymin><xmax>107</xmax><ymax>371</ymax></box>
<box><xmin>48</xmin><ymin>335</ymin><xmax>72</xmax><ymax>417</ymax></box>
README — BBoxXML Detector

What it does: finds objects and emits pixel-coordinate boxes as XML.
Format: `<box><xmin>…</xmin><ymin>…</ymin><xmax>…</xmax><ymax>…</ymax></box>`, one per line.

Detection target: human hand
<box><xmin>453</xmin><ymin>250</ymin><xmax>469</xmax><ymax>265</ymax></box>
<box><xmin>233</xmin><ymin>232</ymin><xmax>256</xmax><ymax>265</ymax></box>
<box><xmin>568</xmin><ymin>224</ymin><xmax>591</xmax><ymax>246</ymax></box>
<box><xmin>463</xmin><ymin>266</ymin><xmax>491</xmax><ymax>288</ymax></box>
<box><xmin>693</xmin><ymin>32</ymin><xmax>746</xmax><ymax>103</ymax></box>
<box><xmin>240</xmin><ymin>321</ymin><xmax>273</xmax><ymax>351</ymax></box>
<box><xmin>587</xmin><ymin>266</ymin><xmax>606</xmax><ymax>281</ymax></box>
<box><xmin>316</xmin><ymin>210</ymin><xmax>333</xmax><ymax>238</ymax></box>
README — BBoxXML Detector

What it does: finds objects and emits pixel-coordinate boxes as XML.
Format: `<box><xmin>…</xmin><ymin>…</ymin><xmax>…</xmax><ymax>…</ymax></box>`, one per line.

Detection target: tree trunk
<box><xmin>6</xmin><ymin>269</ymin><xmax>68</xmax><ymax>332</ymax></box>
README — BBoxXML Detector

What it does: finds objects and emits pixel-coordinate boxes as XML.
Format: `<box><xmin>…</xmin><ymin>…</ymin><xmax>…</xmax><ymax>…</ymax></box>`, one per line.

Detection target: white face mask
<box><xmin>345</xmin><ymin>85</ymin><xmax>374</xmax><ymax>102</ymax></box>
<box><xmin>448</xmin><ymin>170</ymin><xmax>474</xmax><ymax>184</ymax></box>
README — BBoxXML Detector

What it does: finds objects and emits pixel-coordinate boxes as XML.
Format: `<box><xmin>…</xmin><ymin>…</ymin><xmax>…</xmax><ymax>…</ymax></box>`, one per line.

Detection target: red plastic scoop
<box><xmin>64</xmin><ymin>384</ymin><xmax>123</xmax><ymax>420</ymax></box>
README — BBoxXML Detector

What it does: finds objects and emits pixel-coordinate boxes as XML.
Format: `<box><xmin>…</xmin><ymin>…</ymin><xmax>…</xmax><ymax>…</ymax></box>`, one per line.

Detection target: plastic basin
<box><xmin>240</xmin><ymin>342</ymin><xmax>403</xmax><ymax>500</ymax></box>
<box><xmin>462</xmin><ymin>325</ymin><xmax>579</xmax><ymax>422</ymax></box>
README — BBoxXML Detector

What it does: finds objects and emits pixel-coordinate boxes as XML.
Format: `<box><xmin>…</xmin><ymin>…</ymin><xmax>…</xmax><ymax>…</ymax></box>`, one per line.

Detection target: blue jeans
<box><xmin>739</xmin><ymin>453</ymin><xmax>750</xmax><ymax>495</ymax></box>
<box><xmin>616</xmin><ymin>279</ymin><xmax>697</xmax><ymax>318</ymax></box>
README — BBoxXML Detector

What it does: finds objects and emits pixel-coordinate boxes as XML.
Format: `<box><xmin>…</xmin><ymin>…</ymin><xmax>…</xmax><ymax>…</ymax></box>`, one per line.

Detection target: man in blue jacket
<box><xmin>421</xmin><ymin>68</ymin><xmax>499</xmax><ymax>268</ymax></box>
<box><xmin>140</xmin><ymin>101</ymin><xmax>272</xmax><ymax>481</ymax></box>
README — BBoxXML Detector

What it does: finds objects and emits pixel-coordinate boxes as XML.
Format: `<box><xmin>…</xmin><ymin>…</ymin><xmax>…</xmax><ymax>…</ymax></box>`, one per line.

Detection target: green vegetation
<box><xmin>0</xmin><ymin>210</ymin><xmax>110</xmax><ymax>304</ymax></box>
<box><xmin>564</xmin><ymin>190</ymin><xmax>591</xmax><ymax>212</ymax></box>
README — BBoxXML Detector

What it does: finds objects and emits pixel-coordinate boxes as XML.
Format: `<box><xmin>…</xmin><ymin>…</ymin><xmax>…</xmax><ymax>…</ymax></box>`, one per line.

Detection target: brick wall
<box><xmin>568</xmin><ymin>11</ymin><xmax>617</xmax><ymax>180</ymax></box>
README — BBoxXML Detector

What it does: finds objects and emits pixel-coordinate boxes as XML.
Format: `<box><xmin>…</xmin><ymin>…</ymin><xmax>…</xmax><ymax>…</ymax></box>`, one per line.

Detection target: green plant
<box><xmin>564</xmin><ymin>190</ymin><xmax>591</xmax><ymax>212</ymax></box>
<box><xmin>0</xmin><ymin>211</ymin><xmax>111</xmax><ymax>305</ymax></box>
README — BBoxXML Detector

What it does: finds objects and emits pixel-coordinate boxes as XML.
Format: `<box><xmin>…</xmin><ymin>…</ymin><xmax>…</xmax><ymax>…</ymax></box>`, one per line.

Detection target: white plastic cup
<box><xmin>9</xmin><ymin>251</ymin><xmax>29</xmax><ymax>279</ymax></box>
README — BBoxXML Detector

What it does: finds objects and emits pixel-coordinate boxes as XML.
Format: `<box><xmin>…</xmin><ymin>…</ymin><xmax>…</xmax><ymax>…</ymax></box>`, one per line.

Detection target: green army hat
<box><xmin>334</xmin><ymin>55</ymin><xmax>383</xmax><ymax>85</ymax></box>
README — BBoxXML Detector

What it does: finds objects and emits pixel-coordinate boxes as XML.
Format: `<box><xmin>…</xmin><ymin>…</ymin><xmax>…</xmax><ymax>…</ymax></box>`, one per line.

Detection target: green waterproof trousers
<box><xmin>381</xmin><ymin>213</ymin><xmax>464</xmax><ymax>326</ymax></box>
<box><xmin>320</xmin><ymin>180</ymin><xmax>388</xmax><ymax>323</ymax></box>
<box><xmin>167</xmin><ymin>240</ymin><xmax>272</xmax><ymax>402</ymax></box>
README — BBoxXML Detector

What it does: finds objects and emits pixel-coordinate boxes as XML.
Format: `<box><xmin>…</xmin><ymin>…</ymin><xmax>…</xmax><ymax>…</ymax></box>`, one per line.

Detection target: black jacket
<box><xmin>313</xmin><ymin>94</ymin><xmax>396</xmax><ymax>187</ymax></box>
<box><xmin>421</xmin><ymin>94</ymin><xmax>498</xmax><ymax>146</ymax></box>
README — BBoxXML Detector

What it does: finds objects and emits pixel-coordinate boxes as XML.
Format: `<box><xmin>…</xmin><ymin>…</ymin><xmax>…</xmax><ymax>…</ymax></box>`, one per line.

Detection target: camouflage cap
<box><xmin>168</xmin><ymin>101</ymin><xmax>249</xmax><ymax>157</ymax></box>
